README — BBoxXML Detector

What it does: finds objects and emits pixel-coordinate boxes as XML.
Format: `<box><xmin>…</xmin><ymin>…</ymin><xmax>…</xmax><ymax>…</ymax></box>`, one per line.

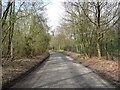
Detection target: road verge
<box><xmin>60</xmin><ymin>51</ymin><xmax>119</xmax><ymax>87</ymax></box>
<box><xmin>2</xmin><ymin>51</ymin><xmax>50</xmax><ymax>89</ymax></box>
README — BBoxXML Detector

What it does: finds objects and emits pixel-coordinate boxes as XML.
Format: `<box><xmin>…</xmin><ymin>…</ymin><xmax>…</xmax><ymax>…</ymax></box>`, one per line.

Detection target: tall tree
<box><xmin>0</xmin><ymin>0</ymin><xmax>2</xmax><ymax>89</ymax></box>
<box><xmin>54</xmin><ymin>1</ymin><xmax>119</xmax><ymax>60</ymax></box>
<box><xmin>2</xmin><ymin>1</ymin><xmax>50</xmax><ymax>59</ymax></box>
<box><xmin>7</xmin><ymin>1</ymin><xmax>15</xmax><ymax>59</ymax></box>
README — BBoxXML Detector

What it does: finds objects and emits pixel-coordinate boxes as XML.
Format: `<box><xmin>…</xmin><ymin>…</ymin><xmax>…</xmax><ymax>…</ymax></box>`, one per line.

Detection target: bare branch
<box><xmin>79</xmin><ymin>3</ymin><xmax>97</xmax><ymax>26</ymax></box>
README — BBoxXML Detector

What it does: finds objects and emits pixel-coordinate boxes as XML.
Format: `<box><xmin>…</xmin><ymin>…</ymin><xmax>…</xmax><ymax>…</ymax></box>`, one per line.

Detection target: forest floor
<box><xmin>62</xmin><ymin>51</ymin><xmax>120</xmax><ymax>87</ymax></box>
<box><xmin>2</xmin><ymin>51</ymin><xmax>50</xmax><ymax>88</ymax></box>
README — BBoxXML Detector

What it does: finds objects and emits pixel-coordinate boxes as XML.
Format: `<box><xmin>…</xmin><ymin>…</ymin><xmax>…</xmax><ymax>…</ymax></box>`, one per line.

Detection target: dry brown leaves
<box><xmin>63</xmin><ymin>51</ymin><xmax>119</xmax><ymax>86</ymax></box>
<box><xmin>2</xmin><ymin>52</ymin><xmax>49</xmax><ymax>85</ymax></box>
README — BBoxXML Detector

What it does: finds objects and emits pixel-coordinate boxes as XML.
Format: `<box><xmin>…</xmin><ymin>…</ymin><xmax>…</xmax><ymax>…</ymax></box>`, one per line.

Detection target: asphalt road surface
<box><xmin>12</xmin><ymin>51</ymin><xmax>114</xmax><ymax>88</ymax></box>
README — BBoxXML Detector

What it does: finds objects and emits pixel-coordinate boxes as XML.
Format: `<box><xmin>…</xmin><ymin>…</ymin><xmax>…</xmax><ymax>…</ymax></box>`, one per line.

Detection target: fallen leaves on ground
<box><xmin>63</xmin><ymin>51</ymin><xmax>119</xmax><ymax>87</ymax></box>
<box><xmin>2</xmin><ymin>51</ymin><xmax>49</xmax><ymax>85</ymax></box>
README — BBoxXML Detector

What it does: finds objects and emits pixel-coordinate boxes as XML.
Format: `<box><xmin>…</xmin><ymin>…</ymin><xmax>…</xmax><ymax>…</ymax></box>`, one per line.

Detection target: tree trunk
<box><xmin>0</xmin><ymin>0</ymin><xmax>2</xmax><ymax>89</ymax></box>
<box><xmin>0</xmin><ymin>0</ymin><xmax>2</xmax><ymax>58</ymax></box>
<box><xmin>97</xmin><ymin>42</ymin><xmax>101</xmax><ymax>59</ymax></box>
<box><xmin>110</xmin><ymin>40</ymin><xmax>114</xmax><ymax>60</ymax></box>
<box><xmin>7</xmin><ymin>1</ymin><xmax>15</xmax><ymax>59</ymax></box>
<box><xmin>76</xmin><ymin>45</ymin><xmax>79</xmax><ymax>52</ymax></box>
<box><xmin>96</xmin><ymin>2</ymin><xmax>102</xmax><ymax>59</ymax></box>
<box><xmin>2</xmin><ymin>2</ymin><xmax>12</xmax><ymax>27</ymax></box>
<box><xmin>104</xmin><ymin>43</ymin><xmax>109</xmax><ymax>60</ymax></box>
<box><xmin>7</xmin><ymin>3</ymin><xmax>12</xmax><ymax>59</ymax></box>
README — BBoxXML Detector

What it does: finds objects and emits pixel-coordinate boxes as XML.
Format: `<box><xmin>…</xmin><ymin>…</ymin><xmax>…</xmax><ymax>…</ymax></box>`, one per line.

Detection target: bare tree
<box><xmin>62</xmin><ymin>1</ymin><xmax>119</xmax><ymax>59</ymax></box>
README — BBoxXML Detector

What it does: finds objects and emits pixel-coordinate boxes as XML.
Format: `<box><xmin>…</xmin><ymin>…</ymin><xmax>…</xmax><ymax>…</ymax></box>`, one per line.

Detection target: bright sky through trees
<box><xmin>46</xmin><ymin>0</ymin><xmax>66</xmax><ymax>32</ymax></box>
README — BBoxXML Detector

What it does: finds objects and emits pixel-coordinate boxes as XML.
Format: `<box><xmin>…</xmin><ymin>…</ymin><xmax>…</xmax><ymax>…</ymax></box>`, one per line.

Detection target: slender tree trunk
<box><xmin>0</xmin><ymin>0</ymin><xmax>2</xmax><ymax>89</ymax></box>
<box><xmin>97</xmin><ymin>42</ymin><xmax>101</xmax><ymax>59</ymax></box>
<box><xmin>0</xmin><ymin>0</ymin><xmax>2</xmax><ymax>58</ymax></box>
<box><xmin>96</xmin><ymin>2</ymin><xmax>102</xmax><ymax>59</ymax></box>
<box><xmin>2</xmin><ymin>2</ymin><xmax>11</xmax><ymax>27</ymax></box>
<box><xmin>104</xmin><ymin>43</ymin><xmax>109</xmax><ymax>60</ymax></box>
<box><xmin>82</xmin><ymin>43</ymin><xmax>89</xmax><ymax>58</ymax></box>
<box><xmin>10</xmin><ymin>1</ymin><xmax>15</xmax><ymax>59</ymax></box>
<box><xmin>7</xmin><ymin>1</ymin><xmax>15</xmax><ymax>59</ymax></box>
<box><xmin>75</xmin><ymin>45</ymin><xmax>79</xmax><ymax>52</ymax></box>
<box><xmin>110</xmin><ymin>40</ymin><xmax>113</xmax><ymax>60</ymax></box>
<box><xmin>7</xmin><ymin>3</ymin><xmax>12</xmax><ymax>59</ymax></box>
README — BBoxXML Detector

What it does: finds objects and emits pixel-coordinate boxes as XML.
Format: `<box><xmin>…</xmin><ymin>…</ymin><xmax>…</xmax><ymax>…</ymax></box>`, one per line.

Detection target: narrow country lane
<box><xmin>12</xmin><ymin>51</ymin><xmax>114</xmax><ymax>88</ymax></box>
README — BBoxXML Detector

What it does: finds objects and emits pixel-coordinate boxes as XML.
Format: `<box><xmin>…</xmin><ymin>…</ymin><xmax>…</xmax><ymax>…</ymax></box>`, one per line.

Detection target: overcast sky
<box><xmin>45</xmin><ymin>0</ymin><xmax>66</xmax><ymax>32</ymax></box>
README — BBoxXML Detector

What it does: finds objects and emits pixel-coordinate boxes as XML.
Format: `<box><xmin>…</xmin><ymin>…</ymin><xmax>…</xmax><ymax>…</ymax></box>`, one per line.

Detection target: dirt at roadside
<box><xmin>63</xmin><ymin>51</ymin><xmax>120</xmax><ymax>87</ymax></box>
<box><xmin>2</xmin><ymin>51</ymin><xmax>50</xmax><ymax>87</ymax></box>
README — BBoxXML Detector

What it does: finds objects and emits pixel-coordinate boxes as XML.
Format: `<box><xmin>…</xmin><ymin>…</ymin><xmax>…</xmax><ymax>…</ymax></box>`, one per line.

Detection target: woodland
<box><xmin>0</xmin><ymin>0</ymin><xmax>120</xmax><ymax>87</ymax></box>
<box><xmin>50</xmin><ymin>1</ymin><xmax>120</xmax><ymax>60</ymax></box>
